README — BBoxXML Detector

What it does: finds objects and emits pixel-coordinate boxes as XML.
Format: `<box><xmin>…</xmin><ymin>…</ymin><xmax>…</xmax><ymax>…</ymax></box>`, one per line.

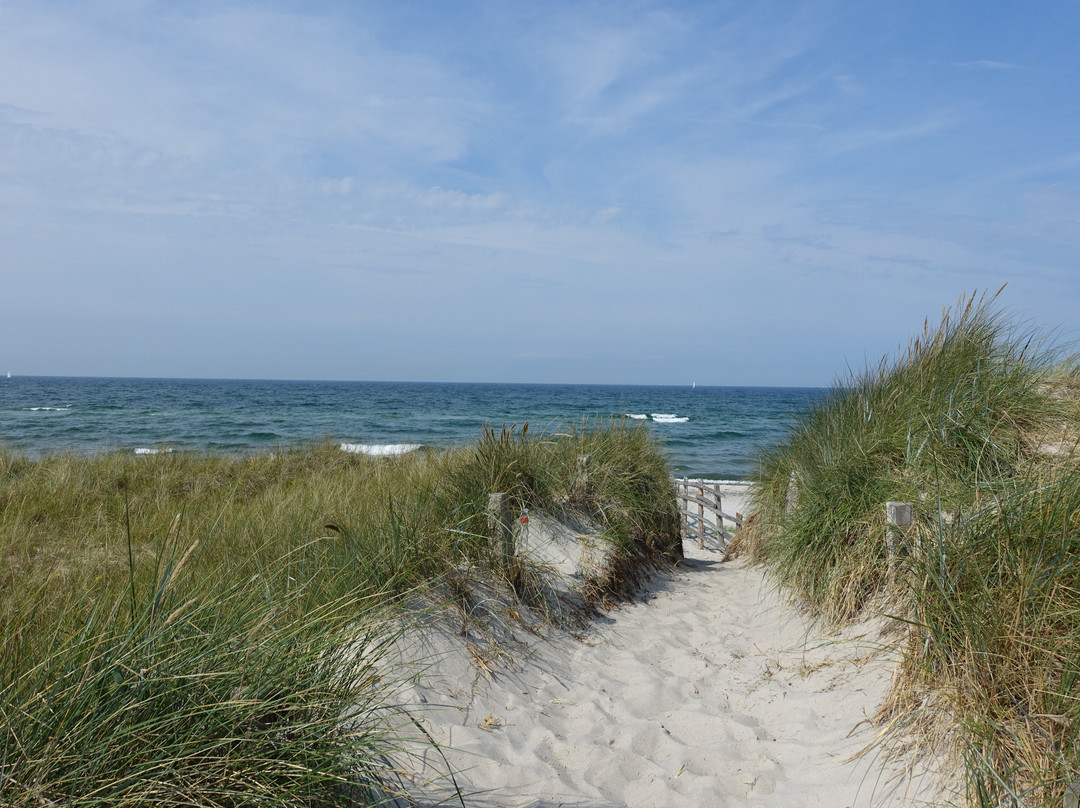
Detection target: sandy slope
<box><xmin>394</xmin><ymin>486</ymin><xmax>947</xmax><ymax>807</ymax></box>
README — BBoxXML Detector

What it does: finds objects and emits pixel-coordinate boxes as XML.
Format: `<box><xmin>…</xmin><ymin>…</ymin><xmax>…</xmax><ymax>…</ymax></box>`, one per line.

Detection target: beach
<box><xmin>395</xmin><ymin>485</ymin><xmax>947</xmax><ymax>807</ymax></box>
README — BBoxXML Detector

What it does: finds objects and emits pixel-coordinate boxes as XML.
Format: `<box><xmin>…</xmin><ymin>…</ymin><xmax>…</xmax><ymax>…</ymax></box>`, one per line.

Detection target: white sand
<box><xmin>394</xmin><ymin>485</ymin><xmax>948</xmax><ymax>807</ymax></box>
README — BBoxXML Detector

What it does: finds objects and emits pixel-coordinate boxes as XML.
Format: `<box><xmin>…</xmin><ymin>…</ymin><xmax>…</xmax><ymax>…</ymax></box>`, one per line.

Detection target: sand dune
<box><xmin>394</xmin><ymin>486</ymin><xmax>947</xmax><ymax>807</ymax></box>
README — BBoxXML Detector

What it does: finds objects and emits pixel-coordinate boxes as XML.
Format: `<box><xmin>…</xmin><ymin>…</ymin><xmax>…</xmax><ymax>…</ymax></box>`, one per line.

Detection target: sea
<box><xmin>0</xmin><ymin>377</ymin><xmax>822</xmax><ymax>480</ymax></box>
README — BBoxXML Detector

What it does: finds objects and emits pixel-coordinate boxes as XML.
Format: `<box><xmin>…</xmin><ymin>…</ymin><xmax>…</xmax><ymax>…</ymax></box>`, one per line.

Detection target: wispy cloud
<box><xmin>820</xmin><ymin>113</ymin><xmax>961</xmax><ymax>154</ymax></box>
<box><xmin>955</xmin><ymin>59</ymin><xmax>1023</xmax><ymax>70</ymax></box>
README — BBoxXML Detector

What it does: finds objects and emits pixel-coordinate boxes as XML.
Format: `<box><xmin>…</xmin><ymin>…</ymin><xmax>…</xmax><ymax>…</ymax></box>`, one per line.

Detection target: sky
<box><xmin>2</xmin><ymin>1</ymin><xmax>1079</xmax><ymax>387</ymax></box>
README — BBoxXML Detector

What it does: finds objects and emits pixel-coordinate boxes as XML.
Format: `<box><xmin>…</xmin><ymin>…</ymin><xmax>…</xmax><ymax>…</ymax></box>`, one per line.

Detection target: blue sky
<box><xmin>2</xmin><ymin>1</ymin><xmax>1078</xmax><ymax>386</ymax></box>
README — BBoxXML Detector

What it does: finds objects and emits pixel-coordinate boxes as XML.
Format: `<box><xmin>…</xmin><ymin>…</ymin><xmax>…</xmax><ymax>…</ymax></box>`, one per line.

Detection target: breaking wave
<box><xmin>624</xmin><ymin>413</ymin><xmax>689</xmax><ymax>423</ymax></box>
<box><xmin>340</xmin><ymin>443</ymin><xmax>422</xmax><ymax>457</ymax></box>
<box><xmin>651</xmin><ymin>413</ymin><xmax>689</xmax><ymax>424</ymax></box>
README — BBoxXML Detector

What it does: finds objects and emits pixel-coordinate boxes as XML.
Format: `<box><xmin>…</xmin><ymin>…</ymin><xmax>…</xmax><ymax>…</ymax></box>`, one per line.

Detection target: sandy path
<box><xmin>397</xmin><ymin>490</ymin><xmax>944</xmax><ymax>807</ymax></box>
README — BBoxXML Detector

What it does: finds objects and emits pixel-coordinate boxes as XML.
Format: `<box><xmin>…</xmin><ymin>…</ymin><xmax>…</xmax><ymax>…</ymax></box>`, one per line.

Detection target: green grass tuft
<box><xmin>1</xmin><ymin>419</ymin><xmax>678</xmax><ymax>805</ymax></box>
<box><xmin>745</xmin><ymin>291</ymin><xmax>1080</xmax><ymax>806</ymax></box>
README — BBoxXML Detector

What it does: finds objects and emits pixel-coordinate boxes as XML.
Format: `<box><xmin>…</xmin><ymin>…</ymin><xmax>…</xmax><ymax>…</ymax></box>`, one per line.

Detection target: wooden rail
<box><xmin>674</xmin><ymin>478</ymin><xmax>743</xmax><ymax>551</ymax></box>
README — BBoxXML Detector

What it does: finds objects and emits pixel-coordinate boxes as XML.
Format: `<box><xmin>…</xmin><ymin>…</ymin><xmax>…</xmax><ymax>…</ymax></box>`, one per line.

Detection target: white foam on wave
<box><xmin>340</xmin><ymin>443</ymin><xmax>422</xmax><ymax>457</ymax></box>
<box><xmin>626</xmin><ymin>413</ymin><xmax>648</xmax><ymax>420</ymax></box>
<box><xmin>674</xmin><ymin>477</ymin><xmax>754</xmax><ymax>486</ymax></box>
<box><xmin>134</xmin><ymin>447</ymin><xmax>173</xmax><ymax>455</ymax></box>
<box><xmin>651</xmin><ymin>413</ymin><xmax>689</xmax><ymax>424</ymax></box>
<box><xmin>28</xmin><ymin>407</ymin><xmax>70</xmax><ymax>412</ymax></box>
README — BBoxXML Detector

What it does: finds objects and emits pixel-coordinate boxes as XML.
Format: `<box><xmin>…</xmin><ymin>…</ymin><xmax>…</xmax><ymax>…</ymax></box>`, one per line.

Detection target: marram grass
<box><xmin>0</xmin><ymin>419</ymin><xmax>679</xmax><ymax>806</ymax></box>
<box><xmin>743</xmin><ymin>293</ymin><xmax>1080</xmax><ymax>807</ymax></box>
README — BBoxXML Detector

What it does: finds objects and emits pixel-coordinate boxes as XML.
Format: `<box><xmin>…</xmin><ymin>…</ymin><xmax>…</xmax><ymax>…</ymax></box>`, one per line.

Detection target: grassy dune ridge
<box><xmin>0</xmin><ymin>419</ymin><xmax>680</xmax><ymax>806</ymax></box>
<box><xmin>744</xmin><ymin>294</ymin><xmax>1080</xmax><ymax>807</ymax></box>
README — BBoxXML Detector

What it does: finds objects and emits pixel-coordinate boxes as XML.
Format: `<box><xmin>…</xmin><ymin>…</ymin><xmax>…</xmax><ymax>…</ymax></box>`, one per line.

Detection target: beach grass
<box><xmin>0</xmin><ymin>418</ymin><xmax>679</xmax><ymax>806</ymax></box>
<box><xmin>744</xmin><ymin>292</ymin><xmax>1080</xmax><ymax>806</ymax></box>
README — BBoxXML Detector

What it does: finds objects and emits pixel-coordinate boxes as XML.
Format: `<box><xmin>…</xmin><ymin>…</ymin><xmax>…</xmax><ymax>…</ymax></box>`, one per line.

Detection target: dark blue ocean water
<box><xmin>0</xmin><ymin>377</ymin><xmax>821</xmax><ymax>480</ymax></box>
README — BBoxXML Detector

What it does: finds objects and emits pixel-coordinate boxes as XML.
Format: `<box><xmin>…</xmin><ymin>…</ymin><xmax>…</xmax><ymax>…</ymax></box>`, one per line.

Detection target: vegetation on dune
<box><xmin>0</xmin><ymin>419</ymin><xmax>679</xmax><ymax>806</ymax></box>
<box><xmin>743</xmin><ymin>292</ymin><xmax>1080</xmax><ymax>807</ymax></box>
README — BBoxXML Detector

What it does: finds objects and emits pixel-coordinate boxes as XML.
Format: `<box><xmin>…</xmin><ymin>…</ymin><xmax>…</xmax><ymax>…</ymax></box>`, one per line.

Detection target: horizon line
<box><xmin>3</xmin><ymin>373</ymin><xmax>828</xmax><ymax>390</ymax></box>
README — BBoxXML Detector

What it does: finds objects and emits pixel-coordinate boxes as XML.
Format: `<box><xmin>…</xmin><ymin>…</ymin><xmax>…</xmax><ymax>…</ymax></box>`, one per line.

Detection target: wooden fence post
<box><xmin>785</xmin><ymin>470</ymin><xmax>800</xmax><ymax>517</ymax></box>
<box><xmin>886</xmin><ymin>501</ymin><xmax>913</xmax><ymax>581</ymax></box>
<box><xmin>680</xmin><ymin>477</ymin><xmax>688</xmax><ymax>541</ymax></box>
<box><xmin>488</xmin><ymin>492</ymin><xmax>514</xmax><ymax>568</ymax></box>
<box><xmin>1064</xmin><ymin>778</ymin><xmax>1080</xmax><ymax>808</ymax></box>
<box><xmin>696</xmin><ymin>481</ymin><xmax>706</xmax><ymax>549</ymax></box>
<box><xmin>573</xmin><ymin>454</ymin><xmax>591</xmax><ymax>499</ymax></box>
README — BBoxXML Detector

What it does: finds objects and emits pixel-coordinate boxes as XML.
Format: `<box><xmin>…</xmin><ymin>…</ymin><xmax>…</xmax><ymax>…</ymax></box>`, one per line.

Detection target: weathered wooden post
<box><xmin>785</xmin><ymin>470</ymin><xmax>799</xmax><ymax>517</ymax></box>
<box><xmin>572</xmin><ymin>454</ymin><xmax>591</xmax><ymax>500</ymax></box>
<box><xmin>886</xmin><ymin>501</ymin><xmax>913</xmax><ymax>581</ymax></box>
<box><xmin>679</xmin><ymin>477</ymin><xmax>689</xmax><ymax>541</ymax></box>
<box><xmin>487</xmin><ymin>492</ymin><xmax>514</xmax><ymax>568</ymax></box>
<box><xmin>1063</xmin><ymin>778</ymin><xmax>1080</xmax><ymax>808</ymax></box>
<box><xmin>696</xmin><ymin>481</ymin><xmax>706</xmax><ymax>549</ymax></box>
<box><xmin>712</xmin><ymin>483</ymin><xmax>723</xmax><ymax>542</ymax></box>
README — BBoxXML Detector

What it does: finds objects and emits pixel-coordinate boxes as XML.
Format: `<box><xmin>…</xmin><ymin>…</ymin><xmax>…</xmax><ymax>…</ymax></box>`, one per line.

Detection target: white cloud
<box><xmin>955</xmin><ymin>60</ymin><xmax>1023</xmax><ymax>70</ymax></box>
<box><xmin>0</xmin><ymin>3</ymin><xmax>479</xmax><ymax>171</ymax></box>
<box><xmin>535</xmin><ymin>11</ymin><xmax>690</xmax><ymax>136</ymax></box>
<box><xmin>820</xmin><ymin>113</ymin><xmax>961</xmax><ymax>154</ymax></box>
<box><xmin>415</xmin><ymin>187</ymin><xmax>511</xmax><ymax>212</ymax></box>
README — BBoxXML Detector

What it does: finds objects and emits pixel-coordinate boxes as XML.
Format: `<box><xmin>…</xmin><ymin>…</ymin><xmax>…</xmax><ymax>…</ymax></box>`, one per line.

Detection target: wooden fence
<box><xmin>674</xmin><ymin>478</ymin><xmax>743</xmax><ymax>551</ymax></box>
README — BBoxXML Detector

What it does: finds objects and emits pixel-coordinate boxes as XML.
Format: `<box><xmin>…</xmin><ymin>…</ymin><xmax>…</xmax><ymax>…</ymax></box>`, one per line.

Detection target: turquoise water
<box><xmin>0</xmin><ymin>377</ymin><xmax>821</xmax><ymax>480</ymax></box>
